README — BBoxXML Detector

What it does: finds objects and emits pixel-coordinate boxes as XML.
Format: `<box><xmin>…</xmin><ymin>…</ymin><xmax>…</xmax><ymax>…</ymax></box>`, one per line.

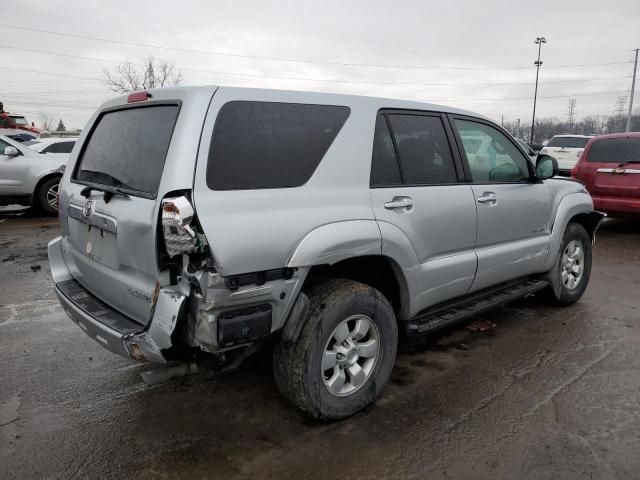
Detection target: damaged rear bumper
<box><xmin>48</xmin><ymin>236</ymin><xmax>184</xmax><ymax>363</ymax></box>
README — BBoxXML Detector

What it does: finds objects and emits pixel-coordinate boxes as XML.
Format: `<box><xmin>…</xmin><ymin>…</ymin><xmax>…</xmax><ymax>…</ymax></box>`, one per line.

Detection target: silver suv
<box><xmin>48</xmin><ymin>86</ymin><xmax>603</xmax><ymax>420</ymax></box>
<box><xmin>1</xmin><ymin>134</ymin><xmax>66</xmax><ymax>214</ymax></box>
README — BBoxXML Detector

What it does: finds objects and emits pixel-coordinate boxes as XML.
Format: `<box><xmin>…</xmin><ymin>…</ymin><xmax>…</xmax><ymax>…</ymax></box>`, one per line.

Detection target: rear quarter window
<box><xmin>206</xmin><ymin>101</ymin><xmax>350</xmax><ymax>190</ymax></box>
<box><xmin>586</xmin><ymin>137</ymin><xmax>640</xmax><ymax>163</ymax></box>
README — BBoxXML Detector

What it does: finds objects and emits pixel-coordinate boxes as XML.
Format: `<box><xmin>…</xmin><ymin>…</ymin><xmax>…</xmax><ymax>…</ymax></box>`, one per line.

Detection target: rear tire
<box><xmin>273</xmin><ymin>279</ymin><xmax>398</xmax><ymax>421</ymax></box>
<box><xmin>36</xmin><ymin>176</ymin><xmax>61</xmax><ymax>216</ymax></box>
<box><xmin>546</xmin><ymin>222</ymin><xmax>592</xmax><ymax>306</ymax></box>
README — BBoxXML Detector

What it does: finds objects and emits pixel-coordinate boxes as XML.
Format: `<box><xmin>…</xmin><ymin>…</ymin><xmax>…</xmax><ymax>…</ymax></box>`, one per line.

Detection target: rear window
<box><xmin>207</xmin><ymin>101</ymin><xmax>350</xmax><ymax>190</ymax></box>
<box><xmin>547</xmin><ymin>136</ymin><xmax>591</xmax><ymax>148</ymax></box>
<box><xmin>75</xmin><ymin>105</ymin><xmax>179</xmax><ymax>197</ymax></box>
<box><xmin>587</xmin><ymin>137</ymin><xmax>640</xmax><ymax>163</ymax></box>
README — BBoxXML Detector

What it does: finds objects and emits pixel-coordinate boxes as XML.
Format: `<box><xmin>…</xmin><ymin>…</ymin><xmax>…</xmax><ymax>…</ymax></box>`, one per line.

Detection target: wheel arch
<box><xmin>33</xmin><ymin>171</ymin><xmax>63</xmax><ymax>198</ymax></box>
<box><xmin>543</xmin><ymin>191</ymin><xmax>604</xmax><ymax>271</ymax></box>
<box><xmin>302</xmin><ymin>254</ymin><xmax>410</xmax><ymax>319</ymax></box>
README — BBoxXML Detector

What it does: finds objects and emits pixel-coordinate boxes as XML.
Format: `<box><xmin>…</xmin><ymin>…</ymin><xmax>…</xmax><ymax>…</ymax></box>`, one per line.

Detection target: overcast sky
<box><xmin>1</xmin><ymin>0</ymin><xmax>638</xmax><ymax>129</ymax></box>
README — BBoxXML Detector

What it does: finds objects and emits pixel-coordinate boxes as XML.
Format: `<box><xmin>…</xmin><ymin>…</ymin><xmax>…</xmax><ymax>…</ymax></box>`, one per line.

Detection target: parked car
<box><xmin>527</xmin><ymin>142</ymin><xmax>544</xmax><ymax>154</ymax></box>
<box><xmin>0</xmin><ymin>134</ymin><xmax>66</xmax><ymax>214</ymax></box>
<box><xmin>571</xmin><ymin>132</ymin><xmax>640</xmax><ymax>218</ymax></box>
<box><xmin>0</xmin><ymin>102</ymin><xmax>42</xmax><ymax>137</ymax></box>
<box><xmin>541</xmin><ymin>135</ymin><xmax>594</xmax><ymax>176</ymax></box>
<box><xmin>48</xmin><ymin>86</ymin><xmax>603</xmax><ymax>420</ymax></box>
<box><xmin>516</xmin><ymin>138</ymin><xmax>537</xmax><ymax>160</ymax></box>
<box><xmin>25</xmin><ymin>137</ymin><xmax>77</xmax><ymax>155</ymax></box>
<box><xmin>7</xmin><ymin>133</ymin><xmax>38</xmax><ymax>143</ymax></box>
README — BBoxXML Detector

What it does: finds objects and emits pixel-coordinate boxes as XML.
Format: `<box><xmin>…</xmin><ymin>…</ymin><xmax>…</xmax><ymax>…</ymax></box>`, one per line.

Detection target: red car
<box><xmin>572</xmin><ymin>132</ymin><xmax>640</xmax><ymax>218</ymax></box>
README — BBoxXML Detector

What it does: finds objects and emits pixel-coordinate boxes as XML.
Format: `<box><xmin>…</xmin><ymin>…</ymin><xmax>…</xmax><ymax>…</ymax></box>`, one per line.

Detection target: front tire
<box><xmin>546</xmin><ymin>222</ymin><xmax>592</xmax><ymax>306</ymax></box>
<box><xmin>273</xmin><ymin>279</ymin><xmax>398</xmax><ymax>421</ymax></box>
<box><xmin>36</xmin><ymin>176</ymin><xmax>61</xmax><ymax>215</ymax></box>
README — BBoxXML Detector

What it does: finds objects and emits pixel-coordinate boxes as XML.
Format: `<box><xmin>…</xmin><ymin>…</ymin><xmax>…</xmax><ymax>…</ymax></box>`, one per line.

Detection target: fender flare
<box><xmin>543</xmin><ymin>191</ymin><xmax>599</xmax><ymax>271</ymax></box>
<box><xmin>286</xmin><ymin>220</ymin><xmax>382</xmax><ymax>267</ymax></box>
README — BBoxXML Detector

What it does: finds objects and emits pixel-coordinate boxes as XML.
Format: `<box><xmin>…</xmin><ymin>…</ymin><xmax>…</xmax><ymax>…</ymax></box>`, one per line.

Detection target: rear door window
<box><xmin>387</xmin><ymin>114</ymin><xmax>458</xmax><ymax>185</ymax></box>
<box><xmin>587</xmin><ymin>137</ymin><xmax>640</xmax><ymax>163</ymax></box>
<box><xmin>207</xmin><ymin>101</ymin><xmax>350</xmax><ymax>190</ymax></box>
<box><xmin>74</xmin><ymin>105</ymin><xmax>179</xmax><ymax>198</ymax></box>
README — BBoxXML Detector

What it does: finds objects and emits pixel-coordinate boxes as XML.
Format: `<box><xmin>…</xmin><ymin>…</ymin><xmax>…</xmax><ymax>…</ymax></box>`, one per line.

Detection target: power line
<box><xmin>0</xmin><ymin>45</ymin><xmax>632</xmax><ymax>89</ymax></box>
<box><xmin>4</xmin><ymin>4</ymin><xmax>633</xmax><ymax>55</ymax></box>
<box><xmin>0</xmin><ymin>23</ymin><xmax>633</xmax><ymax>71</ymax></box>
<box><xmin>0</xmin><ymin>65</ymin><xmax>101</xmax><ymax>81</ymax></box>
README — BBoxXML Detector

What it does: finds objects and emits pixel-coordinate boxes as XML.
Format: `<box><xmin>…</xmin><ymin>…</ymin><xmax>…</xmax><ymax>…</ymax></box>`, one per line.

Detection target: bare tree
<box><xmin>38</xmin><ymin>112</ymin><xmax>56</xmax><ymax>131</ymax></box>
<box><xmin>103</xmin><ymin>56</ymin><xmax>183</xmax><ymax>94</ymax></box>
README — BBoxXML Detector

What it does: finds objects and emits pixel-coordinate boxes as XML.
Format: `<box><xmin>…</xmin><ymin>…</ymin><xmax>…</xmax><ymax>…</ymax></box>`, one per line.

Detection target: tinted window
<box><xmin>207</xmin><ymin>102</ymin><xmax>350</xmax><ymax>190</ymax></box>
<box><xmin>45</xmin><ymin>141</ymin><xmax>75</xmax><ymax>154</ymax></box>
<box><xmin>587</xmin><ymin>137</ymin><xmax>640</xmax><ymax>163</ymax></box>
<box><xmin>455</xmin><ymin>119</ymin><xmax>530</xmax><ymax>183</ymax></box>
<box><xmin>75</xmin><ymin>105</ymin><xmax>178</xmax><ymax>197</ymax></box>
<box><xmin>387</xmin><ymin>114</ymin><xmax>457</xmax><ymax>185</ymax></box>
<box><xmin>370</xmin><ymin>115</ymin><xmax>402</xmax><ymax>186</ymax></box>
<box><xmin>547</xmin><ymin>136</ymin><xmax>591</xmax><ymax>148</ymax></box>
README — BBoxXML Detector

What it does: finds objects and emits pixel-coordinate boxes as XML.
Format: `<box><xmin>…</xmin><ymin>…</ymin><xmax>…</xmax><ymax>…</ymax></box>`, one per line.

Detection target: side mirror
<box><xmin>3</xmin><ymin>146</ymin><xmax>19</xmax><ymax>157</ymax></box>
<box><xmin>535</xmin><ymin>154</ymin><xmax>558</xmax><ymax>180</ymax></box>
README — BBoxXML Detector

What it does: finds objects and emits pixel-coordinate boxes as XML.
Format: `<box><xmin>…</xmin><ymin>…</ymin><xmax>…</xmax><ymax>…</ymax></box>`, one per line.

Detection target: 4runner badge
<box><xmin>85</xmin><ymin>241</ymin><xmax>92</xmax><ymax>255</ymax></box>
<box><xmin>82</xmin><ymin>199</ymin><xmax>94</xmax><ymax>217</ymax></box>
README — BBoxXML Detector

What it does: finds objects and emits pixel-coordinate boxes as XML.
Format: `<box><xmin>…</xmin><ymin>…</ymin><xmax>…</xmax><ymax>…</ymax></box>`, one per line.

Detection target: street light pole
<box><xmin>530</xmin><ymin>36</ymin><xmax>547</xmax><ymax>143</ymax></box>
<box><xmin>626</xmin><ymin>48</ymin><xmax>638</xmax><ymax>132</ymax></box>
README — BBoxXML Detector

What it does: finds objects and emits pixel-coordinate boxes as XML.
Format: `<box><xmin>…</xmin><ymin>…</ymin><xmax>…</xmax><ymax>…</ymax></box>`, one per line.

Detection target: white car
<box><xmin>25</xmin><ymin>137</ymin><xmax>77</xmax><ymax>155</ymax></box>
<box><xmin>540</xmin><ymin>135</ymin><xmax>594</xmax><ymax>175</ymax></box>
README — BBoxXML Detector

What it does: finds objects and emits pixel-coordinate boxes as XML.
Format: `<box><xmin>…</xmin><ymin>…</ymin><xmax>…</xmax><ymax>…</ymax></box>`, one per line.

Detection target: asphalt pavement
<box><xmin>1</xmin><ymin>209</ymin><xmax>639</xmax><ymax>480</ymax></box>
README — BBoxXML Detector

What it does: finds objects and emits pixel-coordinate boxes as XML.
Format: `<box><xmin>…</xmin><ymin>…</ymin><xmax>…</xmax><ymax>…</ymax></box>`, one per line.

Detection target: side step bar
<box><xmin>404</xmin><ymin>279</ymin><xmax>549</xmax><ymax>336</ymax></box>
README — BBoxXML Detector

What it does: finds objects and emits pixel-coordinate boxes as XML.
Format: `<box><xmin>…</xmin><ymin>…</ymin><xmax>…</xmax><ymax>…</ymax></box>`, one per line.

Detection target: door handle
<box><xmin>384</xmin><ymin>197</ymin><xmax>413</xmax><ymax>210</ymax></box>
<box><xmin>477</xmin><ymin>192</ymin><xmax>498</xmax><ymax>204</ymax></box>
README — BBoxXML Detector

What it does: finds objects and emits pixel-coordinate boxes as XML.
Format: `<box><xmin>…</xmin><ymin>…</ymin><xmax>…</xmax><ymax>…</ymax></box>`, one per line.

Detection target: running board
<box><xmin>404</xmin><ymin>279</ymin><xmax>548</xmax><ymax>336</ymax></box>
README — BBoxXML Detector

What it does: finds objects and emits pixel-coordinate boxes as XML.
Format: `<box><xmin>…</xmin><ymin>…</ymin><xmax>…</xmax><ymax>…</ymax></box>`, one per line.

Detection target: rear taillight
<box><xmin>161</xmin><ymin>196</ymin><xmax>197</xmax><ymax>257</ymax></box>
<box><xmin>577</xmin><ymin>150</ymin><xmax>583</xmax><ymax>158</ymax></box>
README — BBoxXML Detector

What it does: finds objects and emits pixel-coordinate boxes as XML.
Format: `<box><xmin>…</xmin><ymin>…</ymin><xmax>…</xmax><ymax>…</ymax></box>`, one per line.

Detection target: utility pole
<box><xmin>516</xmin><ymin>118</ymin><xmax>521</xmax><ymax>139</ymax></box>
<box><xmin>501</xmin><ymin>114</ymin><xmax>504</xmax><ymax>127</ymax></box>
<box><xmin>626</xmin><ymin>48</ymin><xmax>638</xmax><ymax>132</ymax></box>
<box><xmin>567</xmin><ymin>99</ymin><xmax>577</xmax><ymax>132</ymax></box>
<box><xmin>530</xmin><ymin>36</ymin><xmax>547</xmax><ymax>143</ymax></box>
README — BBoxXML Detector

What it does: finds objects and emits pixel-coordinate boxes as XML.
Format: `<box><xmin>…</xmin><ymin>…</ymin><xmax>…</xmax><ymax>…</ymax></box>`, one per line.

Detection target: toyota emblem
<box><xmin>82</xmin><ymin>199</ymin><xmax>94</xmax><ymax>217</ymax></box>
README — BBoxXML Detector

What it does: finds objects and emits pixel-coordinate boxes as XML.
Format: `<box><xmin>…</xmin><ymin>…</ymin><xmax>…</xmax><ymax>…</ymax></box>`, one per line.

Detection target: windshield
<box><xmin>547</xmin><ymin>136</ymin><xmax>591</xmax><ymax>148</ymax></box>
<box><xmin>587</xmin><ymin>137</ymin><xmax>640</xmax><ymax>164</ymax></box>
<box><xmin>74</xmin><ymin>105</ymin><xmax>179</xmax><ymax>197</ymax></box>
<box><xmin>9</xmin><ymin>116</ymin><xmax>28</xmax><ymax>126</ymax></box>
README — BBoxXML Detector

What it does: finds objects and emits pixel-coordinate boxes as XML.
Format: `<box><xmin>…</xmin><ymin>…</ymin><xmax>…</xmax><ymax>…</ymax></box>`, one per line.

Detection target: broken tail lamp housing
<box><xmin>161</xmin><ymin>196</ymin><xmax>198</xmax><ymax>257</ymax></box>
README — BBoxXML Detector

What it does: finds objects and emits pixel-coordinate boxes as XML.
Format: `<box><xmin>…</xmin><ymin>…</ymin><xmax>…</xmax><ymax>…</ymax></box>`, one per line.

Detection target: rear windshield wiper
<box><xmin>618</xmin><ymin>160</ymin><xmax>640</xmax><ymax>167</ymax></box>
<box><xmin>80</xmin><ymin>185</ymin><xmax>129</xmax><ymax>203</ymax></box>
